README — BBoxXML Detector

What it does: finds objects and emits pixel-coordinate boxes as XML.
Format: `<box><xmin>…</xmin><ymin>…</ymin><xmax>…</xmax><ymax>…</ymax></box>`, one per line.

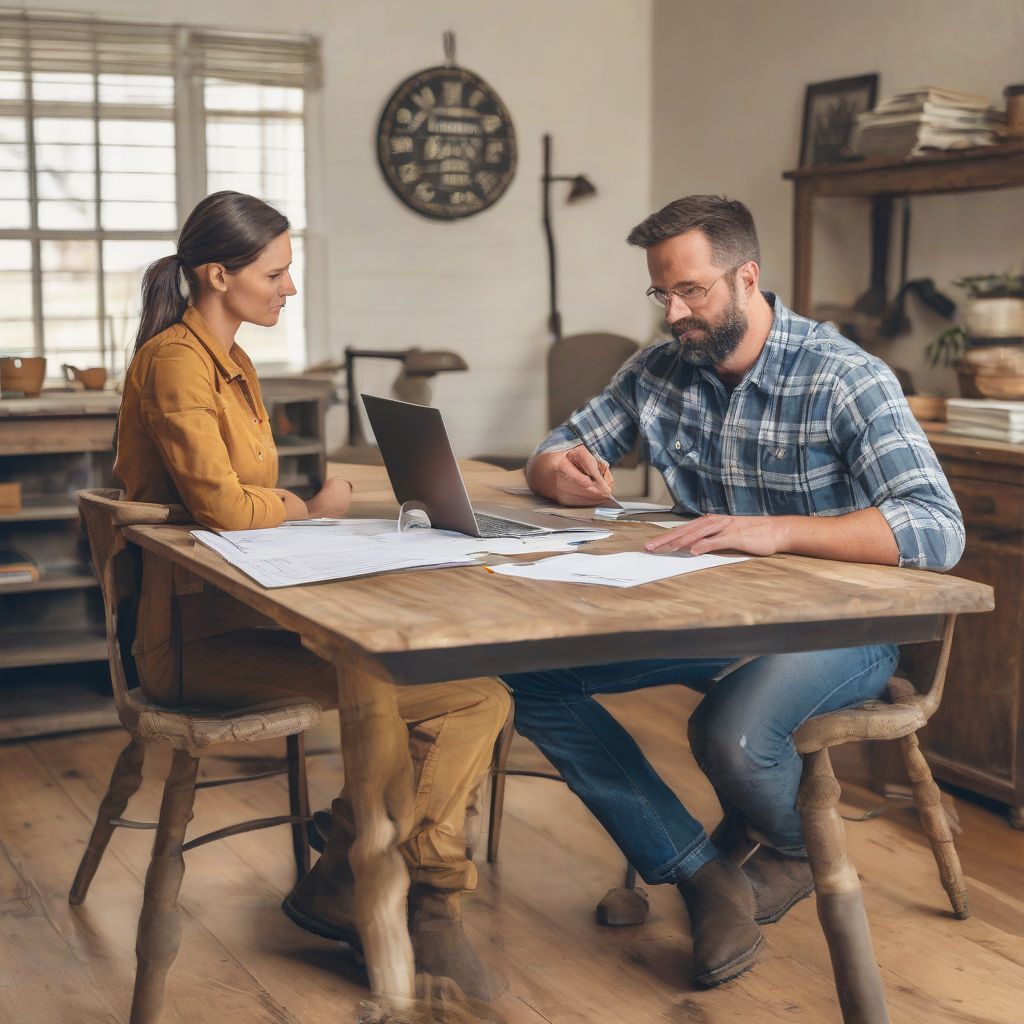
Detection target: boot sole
<box><xmin>693</xmin><ymin>932</ymin><xmax>764</xmax><ymax>988</ymax></box>
<box><xmin>280</xmin><ymin>894</ymin><xmax>366</xmax><ymax>966</ymax></box>
<box><xmin>754</xmin><ymin>880</ymin><xmax>815</xmax><ymax>925</ymax></box>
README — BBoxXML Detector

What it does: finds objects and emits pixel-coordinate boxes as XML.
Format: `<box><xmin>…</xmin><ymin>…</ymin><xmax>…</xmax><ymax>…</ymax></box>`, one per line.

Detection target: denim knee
<box><xmin>688</xmin><ymin>702</ymin><xmax>781</xmax><ymax>783</ymax></box>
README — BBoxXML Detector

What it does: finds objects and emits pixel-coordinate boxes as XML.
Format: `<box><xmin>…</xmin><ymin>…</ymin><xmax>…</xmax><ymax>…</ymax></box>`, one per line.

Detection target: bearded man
<box><xmin>502</xmin><ymin>195</ymin><xmax>963</xmax><ymax>989</ymax></box>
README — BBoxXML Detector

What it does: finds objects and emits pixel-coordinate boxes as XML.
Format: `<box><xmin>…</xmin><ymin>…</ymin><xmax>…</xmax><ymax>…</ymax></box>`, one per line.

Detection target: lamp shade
<box><xmin>402</xmin><ymin>348</ymin><xmax>468</xmax><ymax>376</ymax></box>
<box><xmin>567</xmin><ymin>175</ymin><xmax>597</xmax><ymax>202</ymax></box>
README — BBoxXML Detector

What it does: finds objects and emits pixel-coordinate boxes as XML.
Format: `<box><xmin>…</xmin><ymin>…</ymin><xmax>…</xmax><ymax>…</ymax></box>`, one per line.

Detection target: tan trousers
<box><xmin>138</xmin><ymin>590</ymin><xmax>511</xmax><ymax>894</ymax></box>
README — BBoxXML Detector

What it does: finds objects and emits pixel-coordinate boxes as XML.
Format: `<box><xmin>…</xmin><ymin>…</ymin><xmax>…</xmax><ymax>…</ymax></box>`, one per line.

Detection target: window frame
<box><xmin>0</xmin><ymin>15</ymin><xmax>322</xmax><ymax>375</ymax></box>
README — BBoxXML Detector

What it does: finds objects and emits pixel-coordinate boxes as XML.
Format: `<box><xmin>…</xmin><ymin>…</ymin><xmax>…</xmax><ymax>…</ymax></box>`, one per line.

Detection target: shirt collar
<box><xmin>181</xmin><ymin>306</ymin><xmax>244</xmax><ymax>382</ymax></box>
<box><xmin>742</xmin><ymin>291</ymin><xmax>788</xmax><ymax>392</ymax></box>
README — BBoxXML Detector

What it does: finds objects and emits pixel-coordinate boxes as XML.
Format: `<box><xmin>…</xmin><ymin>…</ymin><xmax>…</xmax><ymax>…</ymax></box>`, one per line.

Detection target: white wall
<box><xmin>33</xmin><ymin>0</ymin><xmax>654</xmax><ymax>455</ymax></box>
<box><xmin>651</xmin><ymin>0</ymin><xmax>1024</xmax><ymax>397</ymax></box>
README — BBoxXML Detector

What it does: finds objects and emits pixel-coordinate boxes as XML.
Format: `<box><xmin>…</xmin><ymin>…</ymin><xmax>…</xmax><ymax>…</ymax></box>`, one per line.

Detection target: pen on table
<box><xmin>566</xmin><ymin>421</ymin><xmax>614</xmax><ymax>497</ymax></box>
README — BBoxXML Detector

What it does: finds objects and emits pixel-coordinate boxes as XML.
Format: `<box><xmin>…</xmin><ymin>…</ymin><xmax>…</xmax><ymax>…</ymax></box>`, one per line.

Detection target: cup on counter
<box><xmin>62</xmin><ymin>364</ymin><xmax>108</xmax><ymax>390</ymax></box>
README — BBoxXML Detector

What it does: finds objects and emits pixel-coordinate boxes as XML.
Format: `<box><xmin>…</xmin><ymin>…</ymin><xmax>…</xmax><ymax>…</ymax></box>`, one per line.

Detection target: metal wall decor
<box><xmin>377</xmin><ymin>32</ymin><xmax>516</xmax><ymax>220</ymax></box>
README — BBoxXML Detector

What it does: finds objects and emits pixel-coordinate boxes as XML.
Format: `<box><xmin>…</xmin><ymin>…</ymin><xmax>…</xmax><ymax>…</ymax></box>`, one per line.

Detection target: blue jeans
<box><xmin>502</xmin><ymin>644</ymin><xmax>898</xmax><ymax>885</ymax></box>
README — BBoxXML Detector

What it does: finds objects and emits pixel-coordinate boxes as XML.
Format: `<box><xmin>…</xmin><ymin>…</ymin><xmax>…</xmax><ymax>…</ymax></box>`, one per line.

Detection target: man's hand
<box><xmin>306</xmin><ymin>477</ymin><xmax>354</xmax><ymax>519</ymax></box>
<box><xmin>643</xmin><ymin>507</ymin><xmax>900</xmax><ymax>565</ymax></box>
<box><xmin>644</xmin><ymin>514</ymin><xmax>790</xmax><ymax>557</ymax></box>
<box><xmin>529</xmin><ymin>445</ymin><xmax>615</xmax><ymax>506</ymax></box>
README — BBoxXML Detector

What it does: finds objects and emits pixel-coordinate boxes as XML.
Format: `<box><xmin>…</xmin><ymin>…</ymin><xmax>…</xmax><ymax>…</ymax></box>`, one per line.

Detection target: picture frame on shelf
<box><xmin>800</xmin><ymin>73</ymin><xmax>878</xmax><ymax>167</ymax></box>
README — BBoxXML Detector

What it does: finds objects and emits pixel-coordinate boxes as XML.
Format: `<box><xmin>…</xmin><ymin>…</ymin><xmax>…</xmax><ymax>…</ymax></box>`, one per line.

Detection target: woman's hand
<box><xmin>644</xmin><ymin>514</ymin><xmax>791</xmax><ymax>557</ymax></box>
<box><xmin>272</xmin><ymin>487</ymin><xmax>309</xmax><ymax>521</ymax></box>
<box><xmin>306</xmin><ymin>477</ymin><xmax>353</xmax><ymax>519</ymax></box>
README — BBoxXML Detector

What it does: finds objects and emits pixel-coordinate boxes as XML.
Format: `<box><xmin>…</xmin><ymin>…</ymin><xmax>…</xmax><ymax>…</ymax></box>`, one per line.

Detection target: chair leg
<box><xmin>596</xmin><ymin>861</ymin><xmax>649</xmax><ymax>927</ymax></box>
<box><xmin>798</xmin><ymin>748</ymin><xmax>890</xmax><ymax>1024</ymax></box>
<box><xmin>899</xmin><ymin>732</ymin><xmax>969</xmax><ymax>919</ymax></box>
<box><xmin>70</xmin><ymin>737</ymin><xmax>146</xmax><ymax>905</ymax></box>
<box><xmin>286</xmin><ymin>733</ymin><xmax>311</xmax><ymax>882</ymax></box>
<box><xmin>486</xmin><ymin>714</ymin><xmax>515</xmax><ymax>864</ymax></box>
<box><xmin>130</xmin><ymin>748</ymin><xmax>199</xmax><ymax>1024</ymax></box>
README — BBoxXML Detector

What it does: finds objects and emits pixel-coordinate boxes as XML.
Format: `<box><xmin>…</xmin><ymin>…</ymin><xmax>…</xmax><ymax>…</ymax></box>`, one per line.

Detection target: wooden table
<box><xmin>124</xmin><ymin>461</ymin><xmax>993</xmax><ymax>1019</ymax></box>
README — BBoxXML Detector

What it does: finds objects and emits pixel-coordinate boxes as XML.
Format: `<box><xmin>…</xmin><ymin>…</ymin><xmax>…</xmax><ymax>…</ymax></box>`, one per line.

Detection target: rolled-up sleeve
<box><xmin>533</xmin><ymin>348</ymin><xmax>646</xmax><ymax>464</ymax></box>
<box><xmin>829</xmin><ymin>364</ymin><xmax>964</xmax><ymax>572</ymax></box>
<box><xmin>143</xmin><ymin>341</ymin><xmax>285</xmax><ymax>531</ymax></box>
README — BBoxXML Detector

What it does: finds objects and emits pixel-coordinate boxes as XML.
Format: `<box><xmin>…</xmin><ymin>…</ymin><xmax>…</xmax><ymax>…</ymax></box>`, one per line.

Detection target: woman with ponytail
<box><xmin>115</xmin><ymin>191</ymin><xmax>508</xmax><ymax>1002</ymax></box>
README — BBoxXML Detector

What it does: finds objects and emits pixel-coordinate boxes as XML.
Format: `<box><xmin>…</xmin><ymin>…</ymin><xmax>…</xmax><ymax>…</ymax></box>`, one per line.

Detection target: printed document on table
<box><xmin>190</xmin><ymin>520</ymin><xmax>611</xmax><ymax>589</ymax></box>
<box><xmin>489</xmin><ymin>551</ymin><xmax>749</xmax><ymax>588</ymax></box>
<box><xmin>193</xmin><ymin>528</ymin><xmax>478</xmax><ymax>588</ymax></box>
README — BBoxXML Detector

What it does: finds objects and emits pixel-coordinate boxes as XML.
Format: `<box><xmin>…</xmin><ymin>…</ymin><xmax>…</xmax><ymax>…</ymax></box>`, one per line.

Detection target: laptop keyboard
<box><xmin>474</xmin><ymin>513</ymin><xmax>541</xmax><ymax>538</ymax></box>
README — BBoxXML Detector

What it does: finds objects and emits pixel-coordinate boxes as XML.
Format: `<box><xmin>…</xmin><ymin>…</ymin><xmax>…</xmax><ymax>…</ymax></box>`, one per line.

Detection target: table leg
<box><xmin>798</xmin><ymin>748</ymin><xmax>890</xmax><ymax>1024</ymax></box>
<box><xmin>333</xmin><ymin>648</ymin><xmax>416</xmax><ymax>1003</ymax></box>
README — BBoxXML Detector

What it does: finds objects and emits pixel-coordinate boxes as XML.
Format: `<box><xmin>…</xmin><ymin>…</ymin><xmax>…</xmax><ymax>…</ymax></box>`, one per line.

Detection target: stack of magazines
<box><xmin>946</xmin><ymin>399</ymin><xmax>1024</xmax><ymax>444</ymax></box>
<box><xmin>850</xmin><ymin>87</ymin><xmax>1004</xmax><ymax>159</ymax></box>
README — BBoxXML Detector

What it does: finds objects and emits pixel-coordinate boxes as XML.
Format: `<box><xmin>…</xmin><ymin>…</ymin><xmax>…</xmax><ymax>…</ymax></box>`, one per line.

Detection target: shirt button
<box><xmin>253</xmin><ymin>417</ymin><xmax>258</xmax><ymax>424</ymax></box>
<box><xmin>256</xmin><ymin>450</ymin><xmax>264</xmax><ymax>460</ymax></box>
<box><xmin>674</xmin><ymin>441</ymin><xmax>682</xmax><ymax>450</ymax></box>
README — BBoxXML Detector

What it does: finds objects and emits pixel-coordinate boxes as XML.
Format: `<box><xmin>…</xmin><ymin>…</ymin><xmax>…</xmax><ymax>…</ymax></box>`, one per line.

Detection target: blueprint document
<box><xmin>191</xmin><ymin>519</ymin><xmax>611</xmax><ymax>589</ymax></box>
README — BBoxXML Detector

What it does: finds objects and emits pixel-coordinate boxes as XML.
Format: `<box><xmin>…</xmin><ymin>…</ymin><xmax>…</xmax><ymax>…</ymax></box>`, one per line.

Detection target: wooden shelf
<box><xmin>0</xmin><ymin>564</ymin><xmax>99</xmax><ymax>595</ymax></box>
<box><xmin>274</xmin><ymin>436</ymin><xmax>322</xmax><ymax>457</ymax></box>
<box><xmin>783</xmin><ymin>140</ymin><xmax>1024</xmax><ymax>198</ymax></box>
<box><xmin>0</xmin><ymin>496</ymin><xmax>79</xmax><ymax>523</ymax></box>
<box><xmin>0</xmin><ymin>676</ymin><xmax>117</xmax><ymax>740</ymax></box>
<box><xmin>0</xmin><ymin>630</ymin><xmax>107</xmax><ymax>670</ymax></box>
<box><xmin>785</xmin><ymin>141</ymin><xmax>1024</xmax><ymax>315</ymax></box>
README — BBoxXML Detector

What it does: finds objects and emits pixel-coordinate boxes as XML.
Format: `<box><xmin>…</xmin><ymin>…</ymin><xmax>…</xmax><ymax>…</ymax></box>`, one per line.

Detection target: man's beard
<box><xmin>670</xmin><ymin>290</ymin><xmax>747</xmax><ymax>367</ymax></box>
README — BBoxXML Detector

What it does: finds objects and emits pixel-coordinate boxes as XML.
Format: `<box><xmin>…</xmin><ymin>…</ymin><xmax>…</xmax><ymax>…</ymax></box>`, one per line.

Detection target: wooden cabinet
<box><xmin>915</xmin><ymin>426</ymin><xmax>1024</xmax><ymax>827</ymax></box>
<box><xmin>0</xmin><ymin>379</ymin><xmax>331</xmax><ymax>739</ymax></box>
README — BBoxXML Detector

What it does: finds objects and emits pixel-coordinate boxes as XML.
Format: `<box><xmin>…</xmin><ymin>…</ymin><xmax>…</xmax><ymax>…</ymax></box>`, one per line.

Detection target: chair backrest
<box><xmin>547</xmin><ymin>332</ymin><xmax>640</xmax><ymax>430</ymax></box>
<box><xmin>77</xmin><ymin>489</ymin><xmax>191</xmax><ymax>730</ymax></box>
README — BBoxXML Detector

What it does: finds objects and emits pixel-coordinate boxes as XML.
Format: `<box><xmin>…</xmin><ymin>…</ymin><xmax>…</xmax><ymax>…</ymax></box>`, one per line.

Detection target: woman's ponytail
<box><xmin>131</xmin><ymin>191</ymin><xmax>289</xmax><ymax>359</ymax></box>
<box><xmin>133</xmin><ymin>255</ymin><xmax>188</xmax><ymax>357</ymax></box>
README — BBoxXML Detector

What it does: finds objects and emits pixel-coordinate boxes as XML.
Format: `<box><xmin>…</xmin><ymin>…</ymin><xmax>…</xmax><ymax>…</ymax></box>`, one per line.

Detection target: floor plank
<box><xmin>1</xmin><ymin>680</ymin><xmax>1022</xmax><ymax>1024</ymax></box>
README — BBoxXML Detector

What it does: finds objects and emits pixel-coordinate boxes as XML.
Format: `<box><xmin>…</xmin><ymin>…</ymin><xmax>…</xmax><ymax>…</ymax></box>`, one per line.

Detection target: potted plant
<box><xmin>927</xmin><ymin>273</ymin><xmax>1024</xmax><ymax>398</ymax></box>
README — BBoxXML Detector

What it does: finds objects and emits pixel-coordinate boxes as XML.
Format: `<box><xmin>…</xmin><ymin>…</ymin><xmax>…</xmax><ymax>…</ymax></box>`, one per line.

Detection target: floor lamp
<box><xmin>542</xmin><ymin>132</ymin><xmax>597</xmax><ymax>342</ymax></box>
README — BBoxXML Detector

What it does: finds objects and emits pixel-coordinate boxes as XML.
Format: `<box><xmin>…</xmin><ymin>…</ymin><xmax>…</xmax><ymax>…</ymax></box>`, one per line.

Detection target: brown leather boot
<box><xmin>742</xmin><ymin>846</ymin><xmax>814</xmax><ymax>924</ymax></box>
<box><xmin>677</xmin><ymin>857</ymin><xmax>763</xmax><ymax>987</ymax></box>
<box><xmin>281</xmin><ymin>800</ymin><xmax>363</xmax><ymax>953</ymax></box>
<box><xmin>710</xmin><ymin>810</ymin><xmax>814</xmax><ymax>924</ymax></box>
<box><xmin>408</xmin><ymin>885</ymin><xmax>506</xmax><ymax>1003</ymax></box>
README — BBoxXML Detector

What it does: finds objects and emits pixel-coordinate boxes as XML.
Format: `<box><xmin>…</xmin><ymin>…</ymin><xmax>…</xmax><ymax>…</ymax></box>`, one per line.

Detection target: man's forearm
<box><xmin>779</xmin><ymin>507</ymin><xmax>899</xmax><ymax>565</ymax></box>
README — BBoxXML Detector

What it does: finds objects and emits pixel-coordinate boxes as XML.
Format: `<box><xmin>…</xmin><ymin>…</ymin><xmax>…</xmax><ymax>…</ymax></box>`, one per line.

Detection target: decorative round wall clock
<box><xmin>377</xmin><ymin>36</ymin><xmax>517</xmax><ymax>220</ymax></box>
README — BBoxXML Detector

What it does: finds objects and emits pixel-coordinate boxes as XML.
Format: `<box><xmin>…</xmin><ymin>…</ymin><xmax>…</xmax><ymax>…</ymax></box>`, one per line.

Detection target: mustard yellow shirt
<box><xmin>115</xmin><ymin>305</ymin><xmax>285</xmax><ymax>531</ymax></box>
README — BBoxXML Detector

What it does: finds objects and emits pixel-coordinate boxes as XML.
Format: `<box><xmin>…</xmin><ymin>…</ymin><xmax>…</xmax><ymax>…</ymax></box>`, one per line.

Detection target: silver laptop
<box><xmin>361</xmin><ymin>394</ymin><xmax>572</xmax><ymax>538</ymax></box>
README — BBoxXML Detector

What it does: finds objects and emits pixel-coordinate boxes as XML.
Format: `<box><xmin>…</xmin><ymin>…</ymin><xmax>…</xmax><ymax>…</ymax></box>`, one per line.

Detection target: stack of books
<box><xmin>850</xmin><ymin>87</ymin><xmax>1004</xmax><ymax>159</ymax></box>
<box><xmin>0</xmin><ymin>546</ymin><xmax>40</xmax><ymax>585</ymax></box>
<box><xmin>946</xmin><ymin>398</ymin><xmax>1024</xmax><ymax>444</ymax></box>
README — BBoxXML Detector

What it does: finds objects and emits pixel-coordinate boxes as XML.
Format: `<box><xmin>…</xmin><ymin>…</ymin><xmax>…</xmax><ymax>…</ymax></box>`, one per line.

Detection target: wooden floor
<box><xmin>2</xmin><ymin>684</ymin><xmax>1023</xmax><ymax>1024</ymax></box>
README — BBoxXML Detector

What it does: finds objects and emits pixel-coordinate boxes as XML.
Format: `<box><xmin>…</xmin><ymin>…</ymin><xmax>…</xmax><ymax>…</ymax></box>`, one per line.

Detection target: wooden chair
<box><xmin>71</xmin><ymin>489</ymin><xmax>322</xmax><ymax>1024</ymax></box>
<box><xmin>474</xmin><ymin>332</ymin><xmax>642</xmax><ymax>472</ymax></box>
<box><xmin>486</xmin><ymin>622</ymin><xmax>969</xmax><ymax>1023</ymax></box>
<box><xmin>793</xmin><ymin>614</ymin><xmax>966</xmax><ymax>1024</ymax></box>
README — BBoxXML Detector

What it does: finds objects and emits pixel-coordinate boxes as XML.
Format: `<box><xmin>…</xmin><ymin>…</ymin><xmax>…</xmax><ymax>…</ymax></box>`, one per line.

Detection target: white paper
<box><xmin>190</xmin><ymin>520</ymin><xmax>611</xmax><ymax>589</ymax></box>
<box><xmin>192</xmin><ymin>526</ymin><xmax>477</xmax><ymax>588</ymax></box>
<box><xmin>594</xmin><ymin>501</ymin><xmax>676</xmax><ymax>520</ymax></box>
<box><xmin>489</xmin><ymin>550</ymin><xmax>749</xmax><ymax>588</ymax></box>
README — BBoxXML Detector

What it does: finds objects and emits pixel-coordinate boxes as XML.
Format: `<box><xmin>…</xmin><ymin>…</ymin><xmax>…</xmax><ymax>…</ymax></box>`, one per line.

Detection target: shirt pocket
<box><xmin>757</xmin><ymin>439</ymin><xmax>814</xmax><ymax>514</ymax></box>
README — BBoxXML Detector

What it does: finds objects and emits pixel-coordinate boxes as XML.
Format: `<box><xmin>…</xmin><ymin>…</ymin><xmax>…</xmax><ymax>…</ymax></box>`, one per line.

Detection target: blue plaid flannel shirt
<box><xmin>535</xmin><ymin>293</ymin><xmax>964</xmax><ymax>572</ymax></box>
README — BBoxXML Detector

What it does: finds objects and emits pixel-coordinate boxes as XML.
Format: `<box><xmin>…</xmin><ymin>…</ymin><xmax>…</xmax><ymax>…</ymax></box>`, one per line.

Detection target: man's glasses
<box><xmin>645</xmin><ymin>267</ymin><xmax>735</xmax><ymax>310</ymax></box>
